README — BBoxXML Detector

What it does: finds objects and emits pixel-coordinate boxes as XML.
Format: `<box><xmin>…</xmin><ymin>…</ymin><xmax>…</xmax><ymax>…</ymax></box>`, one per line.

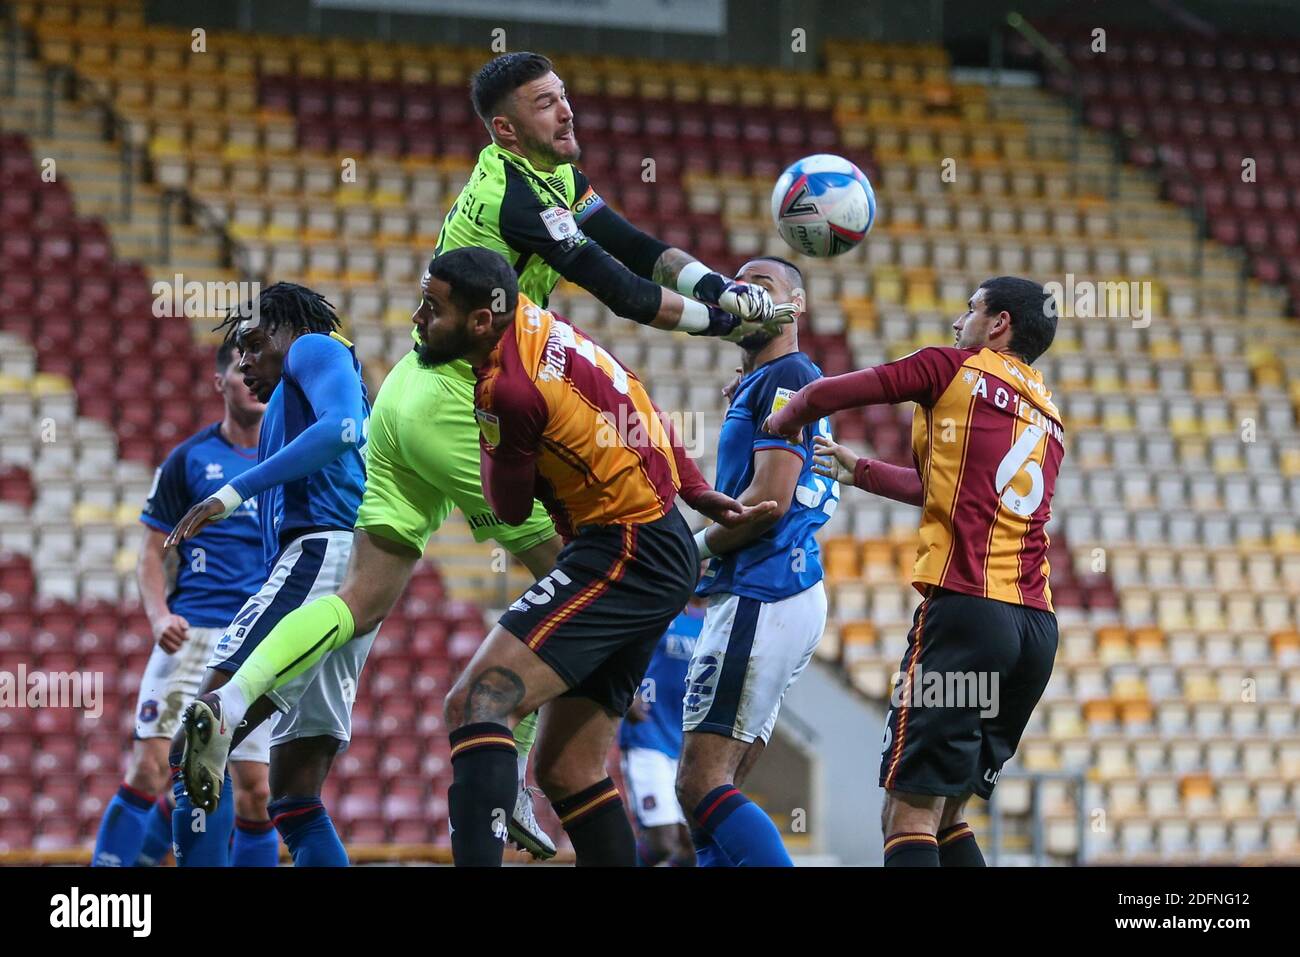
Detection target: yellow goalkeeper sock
<box><xmin>230</xmin><ymin>593</ymin><xmax>356</xmax><ymax>708</ymax></box>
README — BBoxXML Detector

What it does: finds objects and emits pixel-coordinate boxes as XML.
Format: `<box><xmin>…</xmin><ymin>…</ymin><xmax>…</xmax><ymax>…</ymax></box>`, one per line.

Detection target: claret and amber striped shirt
<box><xmin>768</xmin><ymin>346</ymin><xmax>1064</xmax><ymax>611</ymax></box>
<box><xmin>474</xmin><ymin>295</ymin><xmax>706</xmax><ymax>540</ymax></box>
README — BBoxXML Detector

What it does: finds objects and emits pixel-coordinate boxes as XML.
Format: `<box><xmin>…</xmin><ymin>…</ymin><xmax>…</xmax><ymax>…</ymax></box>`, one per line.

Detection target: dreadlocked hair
<box><xmin>213</xmin><ymin>281</ymin><xmax>341</xmax><ymax>346</ymax></box>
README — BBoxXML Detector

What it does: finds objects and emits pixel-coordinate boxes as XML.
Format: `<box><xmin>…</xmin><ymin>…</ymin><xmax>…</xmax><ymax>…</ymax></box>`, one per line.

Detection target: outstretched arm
<box><xmin>765</xmin><ymin>347</ymin><xmax>972</xmax><ymax>441</ymax></box>
<box><xmin>765</xmin><ymin>367</ymin><xmax>893</xmax><ymax>441</ymax></box>
<box><xmin>500</xmin><ymin>176</ymin><xmax>784</xmax><ymax>338</ymax></box>
<box><xmin>165</xmin><ymin>335</ymin><xmax>365</xmax><ymax>546</ymax></box>
<box><xmin>652</xmin><ymin>401</ymin><xmax>777</xmax><ymax>529</ymax></box>
<box><xmin>224</xmin><ymin>335</ymin><xmax>366</xmax><ymax>503</ymax></box>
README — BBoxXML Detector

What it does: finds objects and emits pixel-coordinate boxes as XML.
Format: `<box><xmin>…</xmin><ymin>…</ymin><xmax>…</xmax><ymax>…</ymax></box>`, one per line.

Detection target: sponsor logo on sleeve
<box><xmin>771</xmin><ymin>387</ymin><xmax>796</xmax><ymax>417</ymax></box>
<box><xmin>475</xmin><ymin>408</ymin><xmax>501</xmax><ymax>448</ymax></box>
<box><xmin>540</xmin><ymin>206</ymin><xmax>581</xmax><ymax>243</ymax></box>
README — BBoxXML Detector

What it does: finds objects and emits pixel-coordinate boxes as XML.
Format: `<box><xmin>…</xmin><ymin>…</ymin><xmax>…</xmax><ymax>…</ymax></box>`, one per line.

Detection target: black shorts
<box><xmin>498</xmin><ymin>506</ymin><xmax>698</xmax><ymax>716</ymax></box>
<box><xmin>879</xmin><ymin>588</ymin><xmax>1058</xmax><ymax>799</ymax></box>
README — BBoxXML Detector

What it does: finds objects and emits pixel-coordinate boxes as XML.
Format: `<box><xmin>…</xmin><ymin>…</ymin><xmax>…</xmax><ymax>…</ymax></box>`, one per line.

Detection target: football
<box><xmin>770</xmin><ymin>153</ymin><xmax>877</xmax><ymax>257</ymax></box>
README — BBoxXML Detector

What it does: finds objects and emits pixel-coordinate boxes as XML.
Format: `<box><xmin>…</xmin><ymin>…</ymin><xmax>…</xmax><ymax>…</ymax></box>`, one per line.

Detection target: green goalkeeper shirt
<box><xmin>434</xmin><ymin>142</ymin><xmax>609</xmax><ymax>309</ymax></box>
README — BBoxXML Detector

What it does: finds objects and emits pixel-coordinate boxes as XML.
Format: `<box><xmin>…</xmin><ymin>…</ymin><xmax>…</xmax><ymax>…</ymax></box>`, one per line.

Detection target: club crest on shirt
<box><xmin>770</xmin><ymin>387</ymin><xmax>797</xmax><ymax>417</ymax></box>
<box><xmin>475</xmin><ymin>407</ymin><xmax>501</xmax><ymax>448</ymax></box>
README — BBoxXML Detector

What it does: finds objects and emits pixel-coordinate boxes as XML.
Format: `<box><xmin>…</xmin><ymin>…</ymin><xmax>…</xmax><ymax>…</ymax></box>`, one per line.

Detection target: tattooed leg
<box><xmin>444</xmin><ymin>625</ymin><xmax>570</xmax><ymax>866</ymax></box>
<box><xmin>466</xmin><ymin>666</ymin><xmax>526</xmax><ymax>724</ymax></box>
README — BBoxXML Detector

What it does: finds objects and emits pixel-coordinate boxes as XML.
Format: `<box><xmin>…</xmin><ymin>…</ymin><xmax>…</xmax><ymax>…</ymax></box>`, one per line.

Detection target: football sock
<box><xmin>134</xmin><ymin>795</ymin><xmax>174</xmax><ymax>866</ymax></box>
<box><xmin>514</xmin><ymin>710</ymin><xmax>538</xmax><ymax>764</ymax></box>
<box><xmin>690</xmin><ymin>826</ymin><xmax>732</xmax><ymax>867</ymax></box>
<box><xmin>172</xmin><ymin>769</ymin><xmax>234</xmax><ymax>867</ymax></box>
<box><xmin>692</xmin><ymin>785</ymin><xmax>793</xmax><ymax>867</ymax></box>
<box><xmin>220</xmin><ymin>594</ymin><xmax>356</xmax><ymax>723</ymax></box>
<box><xmin>91</xmin><ymin>783</ymin><xmax>155</xmax><ymax>867</ymax></box>
<box><xmin>269</xmin><ymin>797</ymin><xmax>349</xmax><ymax>866</ymax></box>
<box><xmin>232</xmin><ymin>816</ymin><xmax>280</xmax><ymax>867</ymax></box>
<box><xmin>447</xmin><ymin>722</ymin><xmax>517</xmax><ymax>866</ymax></box>
<box><xmin>938</xmin><ymin>822</ymin><xmax>986</xmax><ymax>867</ymax></box>
<box><xmin>884</xmin><ymin>831</ymin><xmax>940</xmax><ymax>866</ymax></box>
<box><xmin>553</xmin><ymin>778</ymin><xmax>636</xmax><ymax>866</ymax></box>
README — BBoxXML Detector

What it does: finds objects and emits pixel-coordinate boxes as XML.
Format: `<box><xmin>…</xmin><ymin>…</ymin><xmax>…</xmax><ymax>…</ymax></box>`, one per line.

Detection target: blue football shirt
<box><xmin>234</xmin><ymin>332</ymin><xmax>369</xmax><ymax>569</ymax></box>
<box><xmin>697</xmin><ymin>351</ymin><xmax>838</xmax><ymax>602</ymax></box>
<box><xmin>139</xmin><ymin>423</ymin><xmax>263</xmax><ymax>628</ymax></box>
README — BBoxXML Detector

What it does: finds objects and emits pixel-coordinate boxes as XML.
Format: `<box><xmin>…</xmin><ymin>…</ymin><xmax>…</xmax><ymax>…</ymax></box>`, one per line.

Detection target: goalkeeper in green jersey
<box><xmin>172</xmin><ymin>51</ymin><xmax>794</xmax><ymax>860</ymax></box>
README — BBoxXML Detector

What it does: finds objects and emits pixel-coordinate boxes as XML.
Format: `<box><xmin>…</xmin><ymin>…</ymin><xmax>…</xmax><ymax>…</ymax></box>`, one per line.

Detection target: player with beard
<box><xmin>177</xmin><ymin>51</ymin><xmax>801</xmax><ymax>859</ymax></box>
<box><xmin>674</xmin><ymin>256</ymin><xmax>838</xmax><ymax>866</ymax></box>
<box><xmin>435</xmin><ymin>51</ymin><xmax>794</xmax><ymax>341</ymax></box>
<box><xmin>765</xmin><ymin>277</ymin><xmax>1063</xmax><ymax>867</ymax></box>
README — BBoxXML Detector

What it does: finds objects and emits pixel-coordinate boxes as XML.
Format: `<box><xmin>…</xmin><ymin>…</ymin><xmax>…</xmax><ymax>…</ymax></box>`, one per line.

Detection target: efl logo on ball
<box><xmin>771</xmin><ymin>154</ymin><xmax>877</xmax><ymax>257</ymax></box>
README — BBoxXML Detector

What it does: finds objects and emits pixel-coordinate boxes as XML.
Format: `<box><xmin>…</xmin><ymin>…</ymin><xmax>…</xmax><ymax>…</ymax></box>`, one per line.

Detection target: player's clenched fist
<box><xmin>717</xmin><ymin>279</ymin><xmax>777</xmax><ymax>324</ymax></box>
<box><xmin>760</xmin><ymin>412</ymin><xmax>803</xmax><ymax>445</ymax></box>
<box><xmin>153</xmin><ymin>613</ymin><xmax>191</xmax><ymax>654</ymax></box>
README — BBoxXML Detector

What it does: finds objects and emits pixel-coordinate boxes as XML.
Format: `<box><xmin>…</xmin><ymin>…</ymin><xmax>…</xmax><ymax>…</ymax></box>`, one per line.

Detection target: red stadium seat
<box><xmin>380</xmin><ymin>778</ymin><xmax>426</xmax><ymax>821</ymax></box>
<box><xmin>336</xmin><ymin>738</ymin><xmax>380</xmax><ymax>779</ymax></box>
<box><xmin>0</xmin><ymin>735</ymin><xmax>36</xmax><ymax>777</ymax></box>
<box><xmin>391</xmin><ymin>820</ymin><xmax>435</xmax><ymax>844</ymax></box>
<box><xmin>339</xmin><ymin>781</ymin><xmax>382</xmax><ymax>820</ymax></box>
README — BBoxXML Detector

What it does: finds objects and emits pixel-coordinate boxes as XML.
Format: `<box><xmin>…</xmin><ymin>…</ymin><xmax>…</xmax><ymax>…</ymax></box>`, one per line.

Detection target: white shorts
<box><xmin>682</xmin><ymin>581</ymin><xmax>827</xmax><ymax>744</ymax></box>
<box><xmin>134</xmin><ymin>627</ymin><xmax>271</xmax><ymax>764</ymax></box>
<box><xmin>207</xmin><ymin>530</ymin><xmax>377</xmax><ymax>749</ymax></box>
<box><xmin>620</xmin><ymin>747</ymin><xmax>685</xmax><ymax>829</ymax></box>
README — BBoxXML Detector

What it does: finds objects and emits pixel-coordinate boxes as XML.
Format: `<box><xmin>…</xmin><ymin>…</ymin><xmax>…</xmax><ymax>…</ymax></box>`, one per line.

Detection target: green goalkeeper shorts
<box><xmin>356</xmin><ymin>349</ymin><xmax>555</xmax><ymax>555</ymax></box>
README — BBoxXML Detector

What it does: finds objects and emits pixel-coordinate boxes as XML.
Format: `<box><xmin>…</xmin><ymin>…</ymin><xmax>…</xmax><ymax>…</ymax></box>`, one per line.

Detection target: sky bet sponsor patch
<box><xmin>771</xmin><ymin>387</ymin><xmax>797</xmax><ymax>416</ymax></box>
<box><xmin>540</xmin><ymin>205</ymin><xmax>579</xmax><ymax>242</ymax></box>
<box><xmin>475</xmin><ymin>408</ymin><xmax>501</xmax><ymax>448</ymax></box>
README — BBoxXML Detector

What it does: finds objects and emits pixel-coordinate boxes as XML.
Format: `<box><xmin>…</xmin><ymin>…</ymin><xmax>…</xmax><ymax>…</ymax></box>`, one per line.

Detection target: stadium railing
<box><xmin>986</xmin><ymin>770</ymin><xmax>1089</xmax><ymax>867</ymax></box>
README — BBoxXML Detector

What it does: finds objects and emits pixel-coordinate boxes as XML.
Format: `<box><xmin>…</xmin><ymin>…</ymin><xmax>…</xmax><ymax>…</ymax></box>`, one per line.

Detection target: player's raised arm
<box><xmin>764</xmin><ymin>346</ymin><xmax>970</xmax><ymax>442</ymax></box>
<box><xmin>572</xmin><ymin>196</ymin><xmax>794</xmax><ymax>337</ymax></box>
<box><xmin>455</xmin><ymin>53</ymin><xmax>792</xmax><ymax>341</ymax></box>
<box><xmin>498</xmin><ymin>173</ymin><xmax>781</xmax><ymax>339</ymax></box>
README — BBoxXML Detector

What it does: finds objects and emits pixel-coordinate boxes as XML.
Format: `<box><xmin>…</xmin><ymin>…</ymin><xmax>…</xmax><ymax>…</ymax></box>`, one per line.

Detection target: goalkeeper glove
<box><xmin>687</xmin><ymin>271</ymin><xmax>777</xmax><ymax>324</ymax></box>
